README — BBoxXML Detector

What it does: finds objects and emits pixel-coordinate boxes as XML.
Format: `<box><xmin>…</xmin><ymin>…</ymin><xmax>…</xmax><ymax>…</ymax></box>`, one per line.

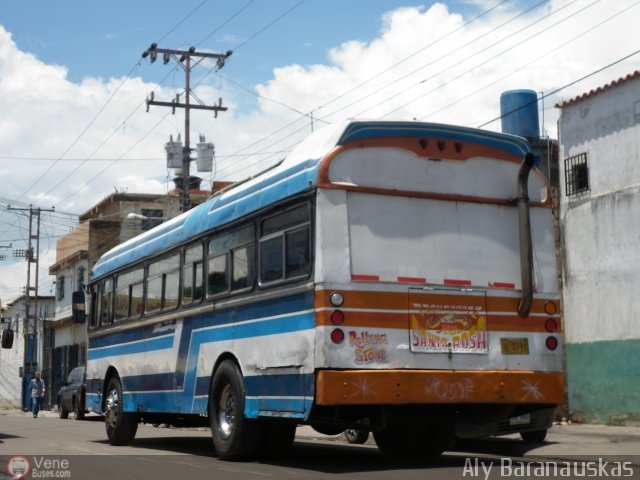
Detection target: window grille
<box><xmin>564</xmin><ymin>152</ymin><xmax>590</xmax><ymax>197</ymax></box>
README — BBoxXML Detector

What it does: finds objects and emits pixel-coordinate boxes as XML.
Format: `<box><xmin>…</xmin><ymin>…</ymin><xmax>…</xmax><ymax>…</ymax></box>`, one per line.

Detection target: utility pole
<box><xmin>8</xmin><ymin>205</ymin><xmax>54</xmax><ymax>410</ymax></box>
<box><xmin>143</xmin><ymin>44</ymin><xmax>231</xmax><ymax>212</ymax></box>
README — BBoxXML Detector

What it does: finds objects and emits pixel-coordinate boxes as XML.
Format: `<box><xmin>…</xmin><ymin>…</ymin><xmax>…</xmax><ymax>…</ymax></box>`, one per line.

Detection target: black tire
<box><xmin>344</xmin><ymin>428</ymin><xmax>369</xmax><ymax>444</ymax></box>
<box><xmin>209</xmin><ymin>360</ymin><xmax>260</xmax><ymax>460</ymax></box>
<box><xmin>73</xmin><ymin>397</ymin><xmax>85</xmax><ymax>421</ymax></box>
<box><xmin>58</xmin><ymin>398</ymin><xmax>69</xmax><ymax>420</ymax></box>
<box><xmin>374</xmin><ymin>423</ymin><xmax>453</xmax><ymax>456</ymax></box>
<box><xmin>104</xmin><ymin>375</ymin><xmax>138</xmax><ymax>445</ymax></box>
<box><xmin>520</xmin><ymin>429</ymin><xmax>547</xmax><ymax>443</ymax></box>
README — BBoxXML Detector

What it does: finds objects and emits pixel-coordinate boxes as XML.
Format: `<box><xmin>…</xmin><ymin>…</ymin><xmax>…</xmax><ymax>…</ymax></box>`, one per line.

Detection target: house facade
<box><xmin>557</xmin><ymin>71</ymin><xmax>640</xmax><ymax>424</ymax></box>
<box><xmin>0</xmin><ymin>295</ymin><xmax>55</xmax><ymax>409</ymax></box>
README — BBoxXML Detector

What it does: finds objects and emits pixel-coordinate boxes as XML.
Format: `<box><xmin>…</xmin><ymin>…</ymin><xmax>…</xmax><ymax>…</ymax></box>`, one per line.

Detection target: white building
<box><xmin>557</xmin><ymin>70</ymin><xmax>640</xmax><ymax>424</ymax></box>
<box><xmin>0</xmin><ymin>295</ymin><xmax>55</xmax><ymax>409</ymax></box>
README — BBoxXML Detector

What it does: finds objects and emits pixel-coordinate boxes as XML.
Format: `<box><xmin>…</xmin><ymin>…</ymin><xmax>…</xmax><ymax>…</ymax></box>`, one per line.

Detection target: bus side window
<box><xmin>101</xmin><ymin>278</ymin><xmax>113</xmax><ymax>327</ymax></box>
<box><xmin>232</xmin><ymin>244</ymin><xmax>254</xmax><ymax>290</ymax></box>
<box><xmin>207</xmin><ymin>225</ymin><xmax>254</xmax><ymax>297</ymax></box>
<box><xmin>114</xmin><ymin>268</ymin><xmax>144</xmax><ymax>321</ymax></box>
<box><xmin>183</xmin><ymin>243</ymin><xmax>204</xmax><ymax>304</ymax></box>
<box><xmin>286</xmin><ymin>227</ymin><xmax>310</xmax><ymax>277</ymax></box>
<box><xmin>207</xmin><ymin>254</ymin><xmax>228</xmax><ymax>295</ymax></box>
<box><xmin>146</xmin><ymin>254</ymin><xmax>180</xmax><ymax>313</ymax></box>
<box><xmin>259</xmin><ymin>204</ymin><xmax>310</xmax><ymax>284</ymax></box>
<box><xmin>259</xmin><ymin>236</ymin><xmax>283</xmax><ymax>283</ymax></box>
<box><xmin>89</xmin><ymin>285</ymin><xmax>99</xmax><ymax>329</ymax></box>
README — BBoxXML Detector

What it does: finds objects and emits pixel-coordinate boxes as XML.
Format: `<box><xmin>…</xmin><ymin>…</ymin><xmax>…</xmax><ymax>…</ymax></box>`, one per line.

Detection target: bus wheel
<box><xmin>209</xmin><ymin>360</ymin><xmax>260</xmax><ymax>460</ymax></box>
<box><xmin>104</xmin><ymin>376</ymin><xmax>138</xmax><ymax>445</ymax></box>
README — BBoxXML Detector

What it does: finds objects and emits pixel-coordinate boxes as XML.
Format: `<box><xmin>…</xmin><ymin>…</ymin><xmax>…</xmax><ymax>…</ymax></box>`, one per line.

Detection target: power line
<box><xmin>420</xmin><ymin>0</ymin><xmax>640</xmax><ymax>124</ymax></box>
<box><xmin>231</xmin><ymin>0</ymin><xmax>307</xmax><ymax>53</ymax></box>
<box><xmin>13</xmin><ymin>0</ymin><xmax>211</xmax><ymax>208</ymax></box>
<box><xmin>377</xmin><ymin>0</ymin><xmax>600</xmax><ymax>118</ymax></box>
<box><xmin>316</xmin><ymin>0</ymin><xmax>553</xmax><ymax>122</ymax></box>
<box><xmin>196</xmin><ymin>0</ymin><xmax>256</xmax><ymax>47</ymax></box>
<box><xmin>211</xmin><ymin>0</ymin><xmax>525</xmax><ymax>173</ymax></box>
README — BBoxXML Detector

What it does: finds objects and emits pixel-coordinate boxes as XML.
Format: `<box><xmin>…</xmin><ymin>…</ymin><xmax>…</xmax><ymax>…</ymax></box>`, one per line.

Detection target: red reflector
<box><xmin>444</xmin><ymin>279</ymin><xmax>472</xmax><ymax>286</ymax></box>
<box><xmin>545</xmin><ymin>318</ymin><xmax>558</xmax><ymax>333</ymax></box>
<box><xmin>489</xmin><ymin>282</ymin><xmax>515</xmax><ymax>289</ymax></box>
<box><xmin>351</xmin><ymin>274</ymin><xmax>380</xmax><ymax>282</ymax></box>
<box><xmin>330</xmin><ymin>329</ymin><xmax>345</xmax><ymax>344</ymax></box>
<box><xmin>397</xmin><ymin>276</ymin><xmax>426</xmax><ymax>284</ymax></box>
<box><xmin>330</xmin><ymin>310</ymin><xmax>344</xmax><ymax>325</ymax></box>
<box><xmin>545</xmin><ymin>336</ymin><xmax>558</xmax><ymax>350</ymax></box>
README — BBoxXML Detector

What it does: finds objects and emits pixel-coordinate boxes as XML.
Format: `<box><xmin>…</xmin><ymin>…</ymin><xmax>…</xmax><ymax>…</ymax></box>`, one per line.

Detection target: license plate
<box><xmin>500</xmin><ymin>338</ymin><xmax>529</xmax><ymax>355</ymax></box>
<box><xmin>509</xmin><ymin>413</ymin><xmax>531</xmax><ymax>426</ymax></box>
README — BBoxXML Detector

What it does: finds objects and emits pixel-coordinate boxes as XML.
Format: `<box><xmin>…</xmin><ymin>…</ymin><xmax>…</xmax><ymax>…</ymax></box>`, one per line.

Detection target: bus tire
<box><xmin>104</xmin><ymin>375</ymin><xmax>138</xmax><ymax>445</ymax></box>
<box><xmin>209</xmin><ymin>360</ymin><xmax>260</xmax><ymax>460</ymax></box>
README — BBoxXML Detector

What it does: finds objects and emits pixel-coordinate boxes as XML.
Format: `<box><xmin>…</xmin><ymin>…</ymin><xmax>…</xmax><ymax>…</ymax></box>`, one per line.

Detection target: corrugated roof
<box><xmin>555</xmin><ymin>70</ymin><xmax>640</xmax><ymax>108</ymax></box>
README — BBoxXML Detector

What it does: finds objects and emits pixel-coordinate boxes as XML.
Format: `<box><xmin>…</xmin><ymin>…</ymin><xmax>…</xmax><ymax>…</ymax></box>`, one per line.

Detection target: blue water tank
<box><xmin>500</xmin><ymin>89</ymin><xmax>539</xmax><ymax>138</ymax></box>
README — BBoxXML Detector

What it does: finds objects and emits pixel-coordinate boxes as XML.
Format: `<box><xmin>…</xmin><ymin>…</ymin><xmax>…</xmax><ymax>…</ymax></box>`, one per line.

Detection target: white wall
<box><xmin>0</xmin><ymin>316</ymin><xmax>25</xmax><ymax>408</ymax></box>
<box><xmin>559</xmin><ymin>76</ymin><xmax>640</xmax><ymax>344</ymax></box>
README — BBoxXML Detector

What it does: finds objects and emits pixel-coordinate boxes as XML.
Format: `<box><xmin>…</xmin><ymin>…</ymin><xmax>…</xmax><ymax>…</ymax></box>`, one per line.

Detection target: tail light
<box><xmin>545</xmin><ymin>336</ymin><xmax>558</xmax><ymax>351</ymax></box>
<box><xmin>330</xmin><ymin>310</ymin><xmax>344</xmax><ymax>325</ymax></box>
<box><xmin>544</xmin><ymin>318</ymin><xmax>558</xmax><ymax>333</ymax></box>
<box><xmin>330</xmin><ymin>329</ymin><xmax>345</xmax><ymax>344</ymax></box>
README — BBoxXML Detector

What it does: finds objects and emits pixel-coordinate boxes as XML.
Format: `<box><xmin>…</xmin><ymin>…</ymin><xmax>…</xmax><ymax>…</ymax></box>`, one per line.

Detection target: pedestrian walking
<box><xmin>30</xmin><ymin>371</ymin><xmax>45</xmax><ymax>418</ymax></box>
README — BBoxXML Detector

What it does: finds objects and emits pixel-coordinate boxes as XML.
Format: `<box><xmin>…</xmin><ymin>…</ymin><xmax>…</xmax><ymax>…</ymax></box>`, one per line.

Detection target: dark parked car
<box><xmin>58</xmin><ymin>365</ymin><xmax>87</xmax><ymax>420</ymax></box>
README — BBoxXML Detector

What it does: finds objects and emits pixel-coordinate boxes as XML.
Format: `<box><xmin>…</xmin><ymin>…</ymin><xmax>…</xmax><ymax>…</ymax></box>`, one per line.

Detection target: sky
<box><xmin>0</xmin><ymin>0</ymin><xmax>638</xmax><ymax>304</ymax></box>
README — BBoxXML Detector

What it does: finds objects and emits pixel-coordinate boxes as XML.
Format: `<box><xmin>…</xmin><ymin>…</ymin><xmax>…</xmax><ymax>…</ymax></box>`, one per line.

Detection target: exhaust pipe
<box><xmin>517</xmin><ymin>153</ymin><xmax>535</xmax><ymax>318</ymax></box>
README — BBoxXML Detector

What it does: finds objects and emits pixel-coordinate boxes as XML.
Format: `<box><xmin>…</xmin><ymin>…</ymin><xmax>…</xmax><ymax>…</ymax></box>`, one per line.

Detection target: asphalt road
<box><xmin>1</xmin><ymin>414</ymin><xmax>637</xmax><ymax>479</ymax></box>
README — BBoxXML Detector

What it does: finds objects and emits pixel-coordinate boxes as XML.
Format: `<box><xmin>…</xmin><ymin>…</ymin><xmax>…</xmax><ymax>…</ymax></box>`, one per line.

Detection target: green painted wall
<box><xmin>566</xmin><ymin>339</ymin><xmax>640</xmax><ymax>425</ymax></box>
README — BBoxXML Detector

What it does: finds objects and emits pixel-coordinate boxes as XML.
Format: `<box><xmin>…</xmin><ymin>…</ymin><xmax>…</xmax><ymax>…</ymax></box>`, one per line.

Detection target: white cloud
<box><xmin>0</xmin><ymin>0</ymin><xmax>638</xmax><ymax>302</ymax></box>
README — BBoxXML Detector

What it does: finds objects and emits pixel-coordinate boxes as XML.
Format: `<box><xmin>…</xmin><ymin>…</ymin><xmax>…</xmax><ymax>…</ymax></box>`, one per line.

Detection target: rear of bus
<box><xmin>310</xmin><ymin>122</ymin><xmax>563</xmax><ymax>454</ymax></box>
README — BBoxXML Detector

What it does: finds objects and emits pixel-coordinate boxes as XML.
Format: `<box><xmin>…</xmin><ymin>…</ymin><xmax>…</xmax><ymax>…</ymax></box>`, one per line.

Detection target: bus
<box><xmin>81</xmin><ymin>120</ymin><xmax>563</xmax><ymax>459</ymax></box>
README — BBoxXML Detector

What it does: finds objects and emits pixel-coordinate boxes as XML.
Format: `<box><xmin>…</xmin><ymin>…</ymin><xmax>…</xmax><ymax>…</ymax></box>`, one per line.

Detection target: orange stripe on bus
<box><xmin>315</xmin><ymin>370</ymin><xmax>565</xmax><ymax>405</ymax></box>
<box><xmin>315</xmin><ymin>310</ymin><xmax>558</xmax><ymax>333</ymax></box>
<box><xmin>316</xmin><ymin>290</ymin><xmax>560</xmax><ymax>319</ymax></box>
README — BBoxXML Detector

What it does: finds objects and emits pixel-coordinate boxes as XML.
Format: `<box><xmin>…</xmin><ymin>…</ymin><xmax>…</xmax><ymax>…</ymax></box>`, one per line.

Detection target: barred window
<box><xmin>564</xmin><ymin>152</ymin><xmax>590</xmax><ymax>197</ymax></box>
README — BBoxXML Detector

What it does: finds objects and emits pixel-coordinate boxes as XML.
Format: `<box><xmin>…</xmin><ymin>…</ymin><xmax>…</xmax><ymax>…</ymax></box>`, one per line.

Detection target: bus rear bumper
<box><xmin>315</xmin><ymin>369</ymin><xmax>564</xmax><ymax>405</ymax></box>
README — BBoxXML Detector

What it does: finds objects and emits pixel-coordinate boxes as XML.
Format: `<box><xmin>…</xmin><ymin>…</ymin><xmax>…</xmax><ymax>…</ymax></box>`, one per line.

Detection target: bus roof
<box><xmin>91</xmin><ymin>121</ymin><xmax>531</xmax><ymax>279</ymax></box>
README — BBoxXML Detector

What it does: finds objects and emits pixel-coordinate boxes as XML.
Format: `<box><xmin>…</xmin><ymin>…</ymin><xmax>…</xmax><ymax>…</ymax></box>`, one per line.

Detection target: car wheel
<box><xmin>104</xmin><ymin>375</ymin><xmax>138</xmax><ymax>445</ymax></box>
<box><xmin>209</xmin><ymin>360</ymin><xmax>260</xmax><ymax>460</ymax></box>
<box><xmin>520</xmin><ymin>429</ymin><xmax>547</xmax><ymax>443</ymax></box>
<box><xmin>58</xmin><ymin>398</ymin><xmax>69</xmax><ymax>419</ymax></box>
<box><xmin>344</xmin><ymin>428</ymin><xmax>369</xmax><ymax>444</ymax></box>
<box><xmin>73</xmin><ymin>397</ymin><xmax>85</xmax><ymax>421</ymax></box>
